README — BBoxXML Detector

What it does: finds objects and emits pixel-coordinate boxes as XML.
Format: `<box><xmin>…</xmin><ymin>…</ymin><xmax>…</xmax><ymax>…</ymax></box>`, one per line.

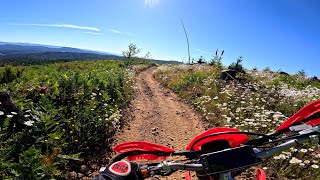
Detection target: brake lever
<box><xmin>299</xmin><ymin>125</ymin><xmax>320</xmax><ymax>135</ymax></box>
<box><xmin>289</xmin><ymin>124</ymin><xmax>312</xmax><ymax>132</ymax></box>
<box><xmin>146</xmin><ymin>161</ymin><xmax>177</xmax><ymax>176</ymax></box>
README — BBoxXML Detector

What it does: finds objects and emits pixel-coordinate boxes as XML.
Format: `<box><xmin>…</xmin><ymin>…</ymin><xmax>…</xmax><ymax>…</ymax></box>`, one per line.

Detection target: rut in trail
<box><xmin>114</xmin><ymin>66</ymin><xmax>204</xmax><ymax>179</ymax></box>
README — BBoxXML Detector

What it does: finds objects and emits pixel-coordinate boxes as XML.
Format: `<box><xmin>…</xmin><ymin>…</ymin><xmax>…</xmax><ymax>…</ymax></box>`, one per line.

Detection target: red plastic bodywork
<box><xmin>186</xmin><ymin>127</ymin><xmax>249</xmax><ymax>150</ymax></box>
<box><xmin>276</xmin><ymin>100</ymin><xmax>320</xmax><ymax>132</ymax></box>
<box><xmin>113</xmin><ymin>141</ymin><xmax>175</xmax><ymax>161</ymax></box>
<box><xmin>185</xmin><ymin>171</ymin><xmax>191</xmax><ymax>180</ymax></box>
<box><xmin>256</xmin><ymin>168</ymin><xmax>266</xmax><ymax>180</ymax></box>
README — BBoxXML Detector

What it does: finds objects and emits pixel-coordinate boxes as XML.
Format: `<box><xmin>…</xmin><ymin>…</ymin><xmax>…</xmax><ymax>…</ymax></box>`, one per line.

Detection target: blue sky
<box><xmin>0</xmin><ymin>0</ymin><xmax>319</xmax><ymax>76</ymax></box>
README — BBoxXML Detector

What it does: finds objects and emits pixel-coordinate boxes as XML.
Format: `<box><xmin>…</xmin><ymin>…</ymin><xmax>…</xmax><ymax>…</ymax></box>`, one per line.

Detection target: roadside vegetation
<box><xmin>0</xmin><ymin>57</ymin><xmax>152</xmax><ymax>179</ymax></box>
<box><xmin>154</xmin><ymin>63</ymin><xmax>320</xmax><ymax>179</ymax></box>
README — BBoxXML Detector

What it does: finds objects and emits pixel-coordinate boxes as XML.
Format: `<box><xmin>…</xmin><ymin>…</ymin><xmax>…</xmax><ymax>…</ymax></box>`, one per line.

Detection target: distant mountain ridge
<box><xmin>0</xmin><ymin>41</ymin><xmax>181</xmax><ymax>65</ymax></box>
<box><xmin>1</xmin><ymin>52</ymin><xmax>120</xmax><ymax>60</ymax></box>
<box><xmin>0</xmin><ymin>41</ymin><xmax>112</xmax><ymax>55</ymax></box>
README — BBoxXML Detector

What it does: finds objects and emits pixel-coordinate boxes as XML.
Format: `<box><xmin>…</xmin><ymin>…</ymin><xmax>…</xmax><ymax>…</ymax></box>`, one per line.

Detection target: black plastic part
<box><xmin>200</xmin><ymin>145</ymin><xmax>262</xmax><ymax>175</ymax></box>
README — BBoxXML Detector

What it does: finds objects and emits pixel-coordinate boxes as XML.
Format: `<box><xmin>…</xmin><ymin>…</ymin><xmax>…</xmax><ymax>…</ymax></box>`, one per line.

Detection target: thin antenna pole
<box><xmin>180</xmin><ymin>18</ymin><xmax>191</xmax><ymax>64</ymax></box>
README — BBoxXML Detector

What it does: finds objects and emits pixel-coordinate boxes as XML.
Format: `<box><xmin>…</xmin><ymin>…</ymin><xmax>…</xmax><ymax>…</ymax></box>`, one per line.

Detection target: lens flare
<box><xmin>145</xmin><ymin>0</ymin><xmax>158</xmax><ymax>8</ymax></box>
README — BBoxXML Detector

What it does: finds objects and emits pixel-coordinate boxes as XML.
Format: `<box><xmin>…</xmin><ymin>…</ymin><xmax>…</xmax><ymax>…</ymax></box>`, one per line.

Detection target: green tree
<box><xmin>122</xmin><ymin>43</ymin><xmax>141</xmax><ymax>66</ymax></box>
<box><xmin>228</xmin><ymin>56</ymin><xmax>245</xmax><ymax>73</ymax></box>
<box><xmin>209</xmin><ymin>49</ymin><xmax>224</xmax><ymax>69</ymax></box>
<box><xmin>297</xmin><ymin>69</ymin><xmax>306</xmax><ymax>77</ymax></box>
<box><xmin>142</xmin><ymin>52</ymin><xmax>152</xmax><ymax>64</ymax></box>
<box><xmin>144</xmin><ymin>52</ymin><xmax>152</xmax><ymax>59</ymax></box>
<box><xmin>196</xmin><ymin>56</ymin><xmax>206</xmax><ymax>64</ymax></box>
<box><xmin>263</xmin><ymin>66</ymin><xmax>271</xmax><ymax>72</ymax></box>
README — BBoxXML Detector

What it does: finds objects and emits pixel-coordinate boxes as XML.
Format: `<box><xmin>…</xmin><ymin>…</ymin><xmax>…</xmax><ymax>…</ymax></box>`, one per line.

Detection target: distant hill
<box><xmin>0</xmin><ymin>41</ymin><xmax>181</xmax><ymax>66</ymax></box>
<box><xmin>0</xmin><ymin>42</ymin><xmax>120</xmax><ymax>66</ymax></box>
<box><xmin>0</xmin><ymin>42</ymin><xmax>112</xmax><ymax>55</ymax></box>
<box><xmin>0</xmin><ymin>51</ymin><xmax>121</xmax><ymax>60</ymax></box>
<box><xmin>0</xmin><ymin>52</ymin><xmax>121</xmax><ymax>66</ymax></box>
<box><xmin>150</xmin><ymin>59</ymin><xmax>181</xmax><ymax>64</ymax></box>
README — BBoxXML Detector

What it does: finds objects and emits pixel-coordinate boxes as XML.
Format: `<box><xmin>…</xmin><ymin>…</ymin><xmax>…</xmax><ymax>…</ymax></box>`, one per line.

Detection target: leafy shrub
<box><xmin>228</xmin><ymin>56</ymin><xmax>245</xmax><ymax>73</ymax></box>
<box><xmin>0</xmin><ymin>65</ymin><xmax>23</xmax><ymax>84</ymax></box>
<box><xmin>0</xmin><ymin>60</ymin><xmax>135</xmax><ymax>178</ymax></box>
<box><xmin>209</xmin><ymin>49</ymin><xmax>224</xmax><ymax>69</ymax></box>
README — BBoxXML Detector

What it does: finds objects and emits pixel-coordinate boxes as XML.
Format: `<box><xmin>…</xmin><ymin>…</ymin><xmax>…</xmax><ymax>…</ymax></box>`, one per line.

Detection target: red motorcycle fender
<box><xmin>276</xmin><ymin>100</ymin><xmax>320</xmax><ymax>132</ymax></box>
<box><xmin>256</xmin><ymin>168</ymin><xmax>266</xmax><ymax>180</ymax></box>
<box><xmin>186</xmin><ymin>127</ymin><xmax>249</xmax><ymax>150</ymax></box>
<box><xmin>185</xmin><ymin>171</ymin><xmax>191</xmax><ymax>180</ymax></box>
<box><xmin>113</xmin><ymin>141</ymin><xmax>175</xmax><ymax>161</ymax></box>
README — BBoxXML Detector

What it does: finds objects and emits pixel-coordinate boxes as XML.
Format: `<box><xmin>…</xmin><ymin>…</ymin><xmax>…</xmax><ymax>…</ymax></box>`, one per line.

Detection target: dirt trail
<box><xmin>114</xmin><ymin>67</ymin><xmax>204</xmax><ymax>179</ymax></box>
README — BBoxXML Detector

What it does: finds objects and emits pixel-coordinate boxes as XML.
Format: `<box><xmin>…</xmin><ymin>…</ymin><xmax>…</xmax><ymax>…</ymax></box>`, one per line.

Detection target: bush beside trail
<box><xmin>0</xmin><ymin>60</ymin><xmax>141</xmax><ymax>179</ymax></box>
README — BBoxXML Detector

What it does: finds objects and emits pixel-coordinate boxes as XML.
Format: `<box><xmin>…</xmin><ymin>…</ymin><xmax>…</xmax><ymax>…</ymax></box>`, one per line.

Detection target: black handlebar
<box><xmin>138</xmin><ymin>126</ymin><xmax>320</xmax><ymax>177</ymax></box>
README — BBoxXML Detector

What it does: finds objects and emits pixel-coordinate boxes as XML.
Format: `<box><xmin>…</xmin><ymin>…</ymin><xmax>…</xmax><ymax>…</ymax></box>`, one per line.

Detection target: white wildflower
<box><xmin>282</xmin><ymin>152</ymin><xmax>292</xmax><ymax>156</ymax></box>
<box><xmin>289</xmin><ymin>157</ymin><xmax>302</xmax><ymax>164</ymax></box>
<box><xmin>24</xmin><ymin>120</ymin><xmax>35</xmax><ymax>126</ymax></box>
<box><xmin>0</xmin><ymin>111</ymin><xmax>4</xmax><ymax>115</ymax></box>
<box><xmin>304</xmin><ymin>160</ymin><xmax>310</xmax><ymax>164</ymax></box>
<box><xmin>273</xmin><ymin>156</ymin><xmax>280</xmax><ymax>160</ymax></box>
<box><xmin>299</xmin><ymin>163</ymin><xmax>305</xmax><ymax>166</ymax></box>
<box><xmin>278</xmin><ymin>154</ymin><xmax>286</xmax><ymax>159</ymax></box>
<box><xmin>300</xmin><ymin>149</ymin><xmax>308</xmax><ymax>153</ymax></box>
<box><xmin>290</xmin><ymin>148</ymin><xmax>298</xmax><ymax>152</ymax></box>
<box><xmin>311</xmin><ymin>164</ymin><xmax>319</xmax><ymax>169</ymax></box>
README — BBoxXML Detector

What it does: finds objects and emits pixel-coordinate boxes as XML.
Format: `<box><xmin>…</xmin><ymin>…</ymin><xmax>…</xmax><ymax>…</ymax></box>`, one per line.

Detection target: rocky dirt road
<box><xmin>114</xmin><ymin>67</ymin><xmax>204</xmax><ymax>179</ymax></box>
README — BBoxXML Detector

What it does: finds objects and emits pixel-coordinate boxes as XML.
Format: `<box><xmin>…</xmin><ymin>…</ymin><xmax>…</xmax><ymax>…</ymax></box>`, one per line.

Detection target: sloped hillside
<box><xmin>154</xmin><ymin>64</ymin><xmax>320</xmax><ymax>179</ymax></box>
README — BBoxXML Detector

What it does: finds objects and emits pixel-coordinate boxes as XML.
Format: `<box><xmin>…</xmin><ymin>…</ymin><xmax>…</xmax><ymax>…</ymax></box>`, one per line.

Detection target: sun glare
<box><xmin>145</xmin><ymin>0</ymin><xmax>158</xmax><ymax>8</ymax></box>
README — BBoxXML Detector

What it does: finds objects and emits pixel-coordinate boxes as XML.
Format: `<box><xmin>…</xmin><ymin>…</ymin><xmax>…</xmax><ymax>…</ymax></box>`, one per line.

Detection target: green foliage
<box><xmin>0</xmin><ymin>60</ymin><xmax>134</xmax><ymax>179</ymax></box>
<box><xmin>297</xmin><ymin>69</ymin><xmax>306</xmax><ymax>77</ymax></box>
<box><xmin>209</xmin><ymin>49</ymin><xmax>224</xmax><ymax>69</ymax></box>
<box><xmin>196</xmin><ymin>56</ymin><xmax>206</xmax><ymax>64</ymax></box>
<box><xmin>155</xmin><ymin>66</ymin><xmax>219</xmax><ymax>102</ymax></box>
<box><xmin>228</xmin><ymin>56</ymin><xmax>245</xmax><ymax>73</ymax></box>
<box><xmin>122</xmin><ymin>43</ymin><xmax>141</xmax><ymax>66</ymax></box>
<box><xmin>271</xmin><ymin>73</ymin><xmax>320</xmax><ymax>90</ymax></box>
<box><xmin>0</xmin><ymin>65</ymin><xmax>23</xmax><ymax>84</ymax></box>
<box><xmin>0</xmin><ymin>52</ymin><xmax>121</xmax><ymax>67</ymax></box>
<box><xmin>252</xmin><ymin>66</ymin><xmax>258</xmax><ymax>71</ymax></box>
<box><xmin>15</xmin><ymin>146</ymin><xmax>55</xmax><ymax>179</ymax></box>
<box><xmin>155</xmin><ymin>65</ymin><xmax>320</xmax><ymax>179</ymax></box>
<box><xmin>263</xmin><ymin>66</ymin><xmax>271</xmax><ymax>72</ymax></box>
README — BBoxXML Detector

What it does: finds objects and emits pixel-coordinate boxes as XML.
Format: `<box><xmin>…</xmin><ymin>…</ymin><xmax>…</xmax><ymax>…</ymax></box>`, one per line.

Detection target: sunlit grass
<box><xmin>0</xmin><ymin>60</ymin><xmax>150</xmax><ymax>179</ymax></box>
<box><xmin>155</xmin><ymin>64</ymin><xmax>320</xmax><ymax>179</ymax></box>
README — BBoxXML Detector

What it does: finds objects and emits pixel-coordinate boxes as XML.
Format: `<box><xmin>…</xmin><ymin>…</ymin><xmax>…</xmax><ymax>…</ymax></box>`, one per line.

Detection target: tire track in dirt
<box><xmin>114</xmin><ymin>67</ymin><xmax>204</xmax><ymax>179</ymax></box>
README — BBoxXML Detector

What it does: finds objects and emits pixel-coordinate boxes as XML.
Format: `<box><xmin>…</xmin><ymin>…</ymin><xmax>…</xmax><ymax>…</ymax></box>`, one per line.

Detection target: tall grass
<box><xmin>0</xmin><ymin>60</ymin><xmax>138</xmax><ymax>179</ymax></box>
<box><xmin>155</xmin><ymin>64</ymin><xmax>320</xmax><ymax>179</ymax></box>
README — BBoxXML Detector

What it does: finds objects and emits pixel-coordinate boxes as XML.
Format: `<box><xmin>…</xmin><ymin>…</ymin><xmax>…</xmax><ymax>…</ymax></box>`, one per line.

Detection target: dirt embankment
<box><xmin>114</xmin><ymin>67</ymin><xmax>204</xmax><ymax>179</ymax></box>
